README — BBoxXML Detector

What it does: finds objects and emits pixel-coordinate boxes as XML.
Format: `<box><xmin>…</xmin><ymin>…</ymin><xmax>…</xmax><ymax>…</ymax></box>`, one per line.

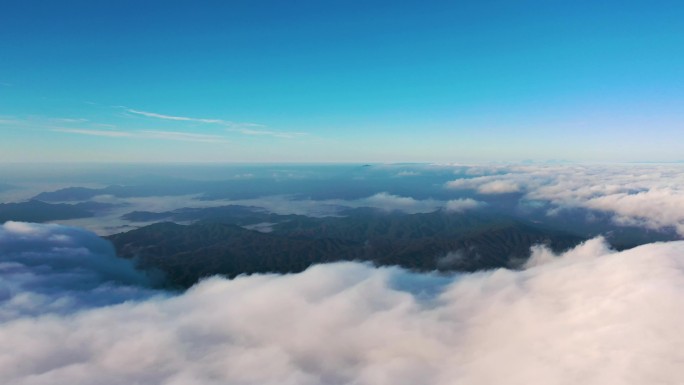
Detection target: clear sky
<box><xmin>1</xmin><ymin>0</ymin><xmax>683</xmax><ymax>163</ymax></box>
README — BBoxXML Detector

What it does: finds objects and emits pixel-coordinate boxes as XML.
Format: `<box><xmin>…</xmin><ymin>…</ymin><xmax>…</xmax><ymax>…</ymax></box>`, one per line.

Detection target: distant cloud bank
<box><xmin>446</xmin><ymin>164</ymin><xmax>684</xmax><ymax>235</ymax></box>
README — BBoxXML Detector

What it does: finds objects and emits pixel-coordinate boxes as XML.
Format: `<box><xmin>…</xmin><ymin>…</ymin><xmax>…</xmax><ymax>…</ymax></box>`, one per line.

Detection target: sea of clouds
<box><xmin>2</xmin><ymin>221</ymin><xmax>684</xmax><ymax>384</ymax></box>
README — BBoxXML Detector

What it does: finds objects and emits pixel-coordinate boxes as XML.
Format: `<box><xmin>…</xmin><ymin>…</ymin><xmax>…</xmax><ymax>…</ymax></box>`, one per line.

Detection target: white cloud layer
<box><xmin>2</xmin><ymin>222</ymin><xmax>684</xmax><ymax>384</ymax></box>
<box><xmin>446</xmin><ymin>164</ymin><xmax>684</xmax><ymax>235</ymax></box>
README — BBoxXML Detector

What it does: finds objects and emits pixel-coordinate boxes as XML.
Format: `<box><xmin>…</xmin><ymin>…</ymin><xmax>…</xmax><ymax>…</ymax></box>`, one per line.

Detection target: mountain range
<box><xmin>108</xmin><ymin>209</ymin><xmax>584</xmax><ymax>288</ymax></box>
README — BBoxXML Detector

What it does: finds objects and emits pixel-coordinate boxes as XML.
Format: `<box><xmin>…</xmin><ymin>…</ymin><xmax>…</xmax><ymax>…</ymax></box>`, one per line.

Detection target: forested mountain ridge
<box><xmin>108</xmin><ymin>210</ymin><xmax>584</xmax><ymax>288</ymax></box>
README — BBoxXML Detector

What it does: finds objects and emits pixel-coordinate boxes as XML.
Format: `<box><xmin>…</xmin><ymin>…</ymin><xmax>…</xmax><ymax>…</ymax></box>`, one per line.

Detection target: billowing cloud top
<box><xmin>2</xmin><ymin>222</ymin><xmax>684</xmax><ymax>384</ymax></box>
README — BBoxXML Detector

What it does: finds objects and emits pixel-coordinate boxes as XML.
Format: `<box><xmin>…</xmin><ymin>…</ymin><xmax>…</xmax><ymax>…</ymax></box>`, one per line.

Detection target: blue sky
<box><xmin>1</xmin><ymin>0</ymin><xmax>683</xmax><ymax>163</ymax></box>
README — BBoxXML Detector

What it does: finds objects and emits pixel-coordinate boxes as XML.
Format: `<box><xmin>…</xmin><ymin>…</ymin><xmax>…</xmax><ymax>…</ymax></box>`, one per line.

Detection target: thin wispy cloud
<box><xmin>126</xmin><ymin>108</ymin><xmax>305</xmax><ymax>139</ymax></box>
<box><xmin>2</xmin><ymin>114</ymin><xmax>232</xmax><ymax>144</ymax></box>
<box><xmin>139</xmin><ymin>130</ymin><xmax>230</xmax><ymax>143</ymax></box>
<box><xmin>0</xmin><ymin>118</ymin><xmax>26</xmax><ymax>126</ymax></box>
<box><xmin>53</xmin><ymin>128</ymin><xmax>230</xmax><ymax>143</ymax></box>
<box><xmin>49</xmin><ymin>117</ymin><xmax>89</xmax><ymax>123</ymax></box>
<box><xmin>231</xmin><ymin>127</ymin><xmax>305</xmax><ymax>139</ymax></box>
<box><xmin>51</xmin><ymin>128</ymin><xmax>132</xmax><ymax>138</ymax></box>
<box><xmin>127</xmin><ymin>108</ymin><xmax>231</xmax><ymax>124</ymax></box>
<box><xmin>1</xmin><ymin>115</ymin><xmax>92</xmax><ymax>128</ymax></box>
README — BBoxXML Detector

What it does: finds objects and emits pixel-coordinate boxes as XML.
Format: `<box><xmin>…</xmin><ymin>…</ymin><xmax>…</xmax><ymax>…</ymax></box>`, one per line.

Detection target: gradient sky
<box><xmin>1</xmin><ymin>0</ymin><xmax>683</xmax><ymax>163</ymax></box>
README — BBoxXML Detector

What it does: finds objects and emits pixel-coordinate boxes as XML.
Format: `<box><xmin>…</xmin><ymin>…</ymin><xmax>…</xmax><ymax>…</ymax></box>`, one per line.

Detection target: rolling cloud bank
<box><xmin>447</xmin><ymin>164</ymin><xmax>684</xmax><ymax>235</ymax></box>
<box><xmin>2</xmin><ymin>221</ymin><xmax>684</xmax><ymax>384</ymax></box>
